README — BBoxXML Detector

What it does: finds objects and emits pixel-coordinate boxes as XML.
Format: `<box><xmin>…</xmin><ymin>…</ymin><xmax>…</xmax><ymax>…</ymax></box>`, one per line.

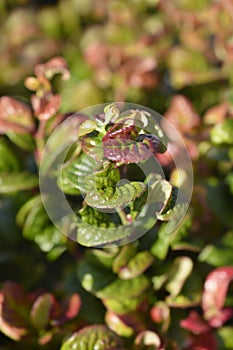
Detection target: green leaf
<box><xmin>60</xmin><ymin>325</ymin><xmax>125</xmax><ymax>350</ymax></box>
<box><xmin>0</xmin><ymin>172</ymin><xmax>38</xmax><ymax>193</ymax></box>
<box><xmin>30</xmin><ymin>294</ymin><xmax>53</xmax><ymax>331</ymax></box>
<box><xmin>117</xmin><ymin>251</ymin><xmax>154</xmax><ymax>280</ymax></box>
<box><xmin>59</xmin><ymin>153</ymin><xmax>97</xmax><ymax>193</ymax></box>
<box><xmin>77</xmin><ymin>260</ymin><xmax>150</xmax><ymax>301</ymax></box>
<box><xmin>85</xmin><ymin>162</ymin><xmax>120</xmax><ymax>194</ymax></box>
<box><xmin>85</xmin><ymin>182</ymin><xmax>146</xmax><ymax>209</ymax></box>
<box><xmin>199</xmin><ymin>245</ymin><xmax>233</xmax><ymax>266</ymax></box>
<box><xmin>103</xmin><ymin>296</ymin><xmax>144</xmax><ymax>315</ymax></box>
<box><xmin>77</xmin><ymin>120</ymin><xmax>97</xmax><ymax>137</ymax></box>
<box><xmin>96</xmin><ymin>275</ymin><xmax>151</xmax><ymax>300</ymax></box>
<box><xmin>112</xmin><ymin>244</ymin><xmax>137</xmax><ymax>274</ymax></box>
<box><xmin>211</xmin><ymin>119</ymin><xmax>233</xmax><ymax>145</ymax></box>
<box><xmin>218</xmin><ymin>327</ymin><xmax>233</xmax><ymax>349</ymax></box>
<box><xmin>105</xmin><ymin>310</ymin><xmax>134</xmax><ymax>337</ymax></box>
<box><xmin>6</xmin><ymin>132</ymin><xmax>35</xmax><ymax>151</ymax></box>
<box><xmin>0</xmin><ymin>138</ymin><xmax>20</xmax><ymax>172</ymax></box>
<box><xmin>78</xmin><ymin>204</ymin><xmax>115</xmax><ymax>228</ymax></box>
<box><xmin>17</xmin><ymin>195</ymin><xmax>66</xmax><ymax>257</ymax></box>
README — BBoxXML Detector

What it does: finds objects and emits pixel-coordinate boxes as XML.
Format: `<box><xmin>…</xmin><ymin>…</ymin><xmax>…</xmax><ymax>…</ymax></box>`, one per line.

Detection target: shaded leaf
<box><xmin>0</xmin><ymin>138</ymin><xmax>20</xmax><ymax>172</ymax></box>
<box><xmin>0</xmin><ymin>282</ymin><xmax>30</xmax><ymax>341</ymax></box>
<box><xmin>117</xmin><ymin>251</ymin><xmax>154</xmax><ymax>280</ymax></box>
<box><xmin>30</xmin><ymin>293</ymin><xmax>54</xmax><ymax>331</ymax></box>
<box><xmin>0</xmin><ymin>172</ymin><xmax>38</xmax><ymax>193</ymax></box>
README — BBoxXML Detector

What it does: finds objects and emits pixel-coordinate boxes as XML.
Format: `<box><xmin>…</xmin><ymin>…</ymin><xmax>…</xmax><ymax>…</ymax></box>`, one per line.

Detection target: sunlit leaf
<box><xmin>60</xmin><ymin>325</ymin><xmax>125</xmax><ymax>350</ymax></box>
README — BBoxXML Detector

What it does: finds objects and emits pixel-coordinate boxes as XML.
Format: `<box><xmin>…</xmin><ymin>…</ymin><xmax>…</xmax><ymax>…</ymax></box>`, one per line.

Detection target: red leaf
<box><xmin>103</xmin><ymin>123</ymin><xmax>138</xmax><ymax>141</ymax></box>
<box><xmin>180</xmin><ymin>311</ymin><xmax>210</xmax><ymax>335</ymax></box>
<box><xmin>202</xmin><ymin>266</ymin><xmax>233</xmax><ymax>325</ymax></box>
<box><xmin>35</xmin><ymin>57</ymin><xmax>70</xmax><ymax>81</ymax></box>
<box><xmin>0</xmin><ymin>282</ymin><xmax>30</xmax><ymax>340</ymax></box>
<box><xmin>103</xmin><ymin>138</ymin><xmax>151</xmax><ymax>163</ymax></box>
<box><xmin>0</xmin><ymin>97</ymin><xmax>34</xmax><ymax>134</ymax></box>
<box><xmin>164</xmin><ymin>95</ymin><xmax>200</xmax><ymax>132</ymax></box>
<box><xmin>185</xmin><ymin>331</ymin><xmax>218</xmax><ymax>350</ymax></box>
<box><xmin>31</xmin><ymin>94</ymin><xmax>61</xmax><ymax>121</ymax></box>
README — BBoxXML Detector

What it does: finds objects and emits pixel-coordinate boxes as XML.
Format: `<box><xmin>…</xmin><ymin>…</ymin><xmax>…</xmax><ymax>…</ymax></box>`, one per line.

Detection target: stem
<box><xmin>117</xmin><ymin>208</ymin><xmax>129</xmax><ymax>225</ymax></box>
<box><xmin>35</xmin><ymin>120</ymin><xmax>46</xmax><ymax>163</ymax></box>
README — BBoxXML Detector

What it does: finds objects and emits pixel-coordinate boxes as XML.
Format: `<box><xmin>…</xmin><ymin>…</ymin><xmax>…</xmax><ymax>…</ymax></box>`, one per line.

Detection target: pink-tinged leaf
<box><xmin>34</xmin><ymin>57</ymin><xmax>70</xmax><ymax>81</ymax></box>
<box><xmin>203</xmin><ymin>102</ymin><xmax>229</xmax><ymax>125</ymax></box>
<box><xmin>0</xmin><ymin>97</ymin><xmax>34</xmax><ymax>134</ymax></box>
<box><xmin>52</xmin><ymin>294</ymin><xmax>81</xmax><ymax>326</ymax></box>
<box><xmin>103</xmin><ymin>139</ymin><xmax>151</xmax><ymax>163</ymax></box>
<box><xmin>31</xmin><ymin>94</ymin><xmax>60</xmax><ymax>120</ymax></box>
<box><xmin>180</xmin><ymin>311</ymin><xmax>210</xmax><ymax>335</ymax></box>
<box><xmin>185</xmin><ymin>331</ymin><xmax>218</xmax><ymax>350</ymax></box>
<box><xmin>202</xmin><ymin>266</ymin><xmax>233</xmax><ymax>324</ymax></box>
<box><xmin>0</xmin><ymin>282</ymin><xmax>30</xmax><ymax>340</ymax></box>
<box><xmin>30</xmin><ymin>293</ymin><xmax>54</xmax><ymax>331</ymax></box>
<box><xmin>137</xmin><ymin>134</ymin><xmax>166</xmax><ymax>154</ymax></box>
<box><xmin>103</xmin><ymin>123</ymin><xmax>138</xmax><ymax>141</ymax></box>
<box><xmin>164</xmin><ymin>95</ymin><xmax>200</xmax><ymax>132</ymax></box>
<box><xmin>208</xmin><ymin>308</ymin><xmax>233</xmax><ymax>328</ymax></box>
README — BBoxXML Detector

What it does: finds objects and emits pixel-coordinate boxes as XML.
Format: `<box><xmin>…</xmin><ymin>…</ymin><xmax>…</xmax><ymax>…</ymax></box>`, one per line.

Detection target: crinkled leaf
<box><xmin>0</xmin><ymin>172</ymin><xmax>38</xmax><ymax>193</ymax></box>
<box><xmin>84</xmin><ymin>162</ymin><xmax>120</xmax><ymax>194</ymax></box>
<box><xmin>60</xmin><ymin>325</ymin><xmax>124</xmax><ymax>350</ymax></box>
<box><xmin>85</xmin><ymin>181</ymin><xmax>146</xmax><ymax>209</ymax></box>
<box><xmin>103</xmin><ymin>139</ymin><xmax>151</xmax><ymax>163</ymax></box>
<box><xmin>211</xmin><ymin>119</ymin><xmax>233</xmax><ymax>145</ymax></box>
<box><xmin>30</xmin><ymin>293</ymin><xmax>54</xmax><ymax>331</ymax></box>
<box><xmin>103</xmin><ymin>122</ymin><xmax>139</xmax><ymax>141</ymax></box>
<box><xmin>60</xmin><ymin>153</ymin><xmax>97</xmax><ymax>193</ymax></box>
<box><xmin>118</xmin><ymin>251</ymin><xmax>154</xmax><ymax>280</ymax></box>
<box><xmin>78</xmin><ymin>204</ymin><xmax>115</xmax><ymax>228</ymax></box>
<box><xmin>0</xmin><ymin>282</ymin><xmax>30</xmax><ymax>341</ymax></box>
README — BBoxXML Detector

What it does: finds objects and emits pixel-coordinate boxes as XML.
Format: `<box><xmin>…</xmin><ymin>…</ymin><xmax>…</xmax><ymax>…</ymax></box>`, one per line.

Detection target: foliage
<box><xmin>0</xmin><ymin>1</ymin><xmax>233</xmax><ymax>349</ymax></box>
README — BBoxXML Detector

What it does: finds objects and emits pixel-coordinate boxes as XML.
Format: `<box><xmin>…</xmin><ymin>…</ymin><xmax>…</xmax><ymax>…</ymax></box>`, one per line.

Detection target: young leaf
<box><xmin>85</xmin><ymin>182</ymin><xmax>146</xmax><ymax>209</ymax></box>
<box><xmin>210</xmin><ymin>119</ymin><xmax>233</xmax><ymax>145</ymax></box>
<box><xmin>103</xmin><ymin>139</ymin><xmax>151</xmax><ymax>164</ymax></box>
<box><xmin>84</xmin><ymin>162</ymin><xmax>120</xmax><ymax>193</ymax></box>
<box><xmin>60</xmin><ymin>325</ymin><xmax>125</xmax><ymax>350</ymax></box>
